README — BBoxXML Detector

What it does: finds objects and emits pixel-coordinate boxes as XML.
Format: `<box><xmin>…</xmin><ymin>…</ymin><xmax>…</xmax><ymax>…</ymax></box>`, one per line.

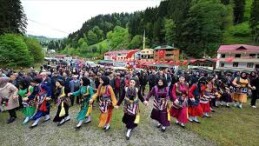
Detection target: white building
<box><xmin>216</xmin><ymin>44</ymin><xmax>259</xmax><ymax>71</ymax></box>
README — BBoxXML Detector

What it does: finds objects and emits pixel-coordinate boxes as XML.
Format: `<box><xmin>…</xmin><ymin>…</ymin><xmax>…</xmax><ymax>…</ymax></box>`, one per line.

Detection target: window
<box><xmin>247</xmin><ymin>63</ymin><xmax>254</xmax><ymax>68</ymax></box>
<box><xmin>249</xmin><ymin>54</ymin><xmax>256</xmax><ymax>58</ymax></box>
<box><xmin>235</xmin><ymin>54</ymin><xmax>241</xmax><ymax>58</ymax></box>
<box><xmin>221</xmin><ymin>54</ymin><xmax>225</xmax><ymax>58</ymax></box>
<box><xmin>233</xmin><ymin>62</ymin><xmax>239</xmax><ymax>67</ymax></box>
<box><xmin>220</xmin><ymin>63</ymin><xmax>225</xmax><ymax>67</ymax></box>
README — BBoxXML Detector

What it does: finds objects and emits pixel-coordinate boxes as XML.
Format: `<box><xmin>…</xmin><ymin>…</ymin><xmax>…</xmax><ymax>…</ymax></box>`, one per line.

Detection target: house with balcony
<box><xmin>154</xmin><ymin>45</ymin><xmax>180</xmax><ymax>62</ymax></box>
<box><xmin>216</xmin><ymin>44</ymin><xmax>259</xmax><ymax>71</ymax></box>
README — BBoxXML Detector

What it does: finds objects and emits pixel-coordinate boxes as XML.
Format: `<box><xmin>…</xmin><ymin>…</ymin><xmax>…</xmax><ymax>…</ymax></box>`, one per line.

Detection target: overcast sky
<box><xmin>21</xmin><ymin>0</ymin><xmax>160</xmax><ymax>38</ymax></box>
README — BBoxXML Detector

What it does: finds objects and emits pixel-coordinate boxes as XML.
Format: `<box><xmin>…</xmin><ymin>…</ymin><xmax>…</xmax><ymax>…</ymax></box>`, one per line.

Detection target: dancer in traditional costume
<box><xmin>69</xmin><ymin>77</ymin><xmax>94</xmax><ymax>129</ymax></box>
<box><xmin>232</xmin><ymin>72</ymin><xmax>254</xmax><ymax>108</ymax></box>
<box><xmin>199</xmin><ymin>78</ymin><xmax>212</xmax><ymax>117</ymax></box>
<box><xmin>30</xmin><ymin>76</ymin><xmax>52</xmax><ymax>128</ymax></box>
<box><xmin>188</xmin><ymin>79</ymin><xmax>203</xmax><ymax>123</ymax></box>
<box><xmin>90</xmin><ymin>76</ymin><xmax>117</xmax><ymax>131</ymax></box>
<box><xmin>218</xmin><ymin>78</ymin><xmax>232</xmax><ymax>107</ymax></box>
<box><xmin>0</xmin><ymin>77</ymin><xmax>19</xmax><ymax>124</ymax></box>
<box><xmin>18</xmin><ymin>79</ymin><xmax>36</xmax><ymax>124</ymax></box>
<box><xmin>170</xmin><ymin>75</ymin><xmax>189</xmax><ymax>128</ymax></box>
<box><xmin>53</xmin><ymin>79</ymin><xmax>71</xmax><ymax>126</ymax></box>
<box><xmin>115</xmin><ymin>79</ymin><xmax>148</xmax><ymax>140</ymax></box>
<box><xmin>146</xmin><ymin>78</ymin><xmax>170</xmax><ymax>132</ymax></box>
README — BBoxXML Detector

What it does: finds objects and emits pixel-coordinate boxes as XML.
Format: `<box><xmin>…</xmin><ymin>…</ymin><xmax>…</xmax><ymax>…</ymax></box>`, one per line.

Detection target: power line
<box><xmin>28</xmin><ymin>18</ymin><xmax>70</xmax><ymax>34</ymax></box>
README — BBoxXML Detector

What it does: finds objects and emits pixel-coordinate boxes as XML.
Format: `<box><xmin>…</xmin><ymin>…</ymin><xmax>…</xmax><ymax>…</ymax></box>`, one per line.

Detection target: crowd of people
<box><xmin>0</xmin><ymin>64</ymin><xmax>258</xmax><ymax>140</ymax></box>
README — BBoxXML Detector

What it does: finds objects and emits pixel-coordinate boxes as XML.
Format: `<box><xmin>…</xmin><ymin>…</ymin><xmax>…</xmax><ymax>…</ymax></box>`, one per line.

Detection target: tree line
<box><xmin>63</xmin><ymin>0</ymin><xmax>259</xmax><ymax>58</ymax></box>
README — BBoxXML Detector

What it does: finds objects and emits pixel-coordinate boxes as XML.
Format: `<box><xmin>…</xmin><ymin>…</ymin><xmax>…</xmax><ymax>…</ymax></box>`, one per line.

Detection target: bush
<box><xmin>24</xmin><ymin>37</ymin><xmax>44</xmax><ymax>63</ymax></box>
<box><xmin>0</xmin><ymin>34</ymin><xmax>33</xmax><ymax>67</ymax></box>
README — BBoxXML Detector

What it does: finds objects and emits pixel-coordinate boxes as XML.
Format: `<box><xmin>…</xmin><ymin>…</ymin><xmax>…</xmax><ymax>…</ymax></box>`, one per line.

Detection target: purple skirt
<box><xmin>150</xmin><ymin>108</ymin><xmax>170</xmax><ymax>127</ymax></box>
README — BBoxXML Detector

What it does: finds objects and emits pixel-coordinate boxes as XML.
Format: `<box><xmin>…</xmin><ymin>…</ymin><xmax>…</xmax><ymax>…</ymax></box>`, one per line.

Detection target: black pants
<box><xmin>8</xmin><ymin>109</ymin><xmax>17</xmax><ymax>118</ymax></box>
<box><xmin>70</xmin><ymin>95</ymin><xmax>79</xmax><ymax>106</ymax></box>
<box><xmin>210</xmin><ymin>98</ymin><xmax>217</xmax><ymax>107</ymax></box>
<box><xmin>251</xmin><ymin>92</ymin><xmax>258</xmax><ymax>106</ymax></box>
<box><xmin>140</xmin><ymin>85</ymin><xmax>146</xmax><ymax>95</ymax></box>
<box><xmin>114</xmin><ymin>88</ymin><xmax>120</xmax><ymax>99</ymax></box>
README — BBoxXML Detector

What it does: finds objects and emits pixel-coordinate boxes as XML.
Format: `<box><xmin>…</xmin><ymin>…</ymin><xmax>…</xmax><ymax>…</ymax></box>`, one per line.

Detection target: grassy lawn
<box><xmin>188</xmin><ymin>99</ymin><xmax>259</xmax><ymax>146</ymax></box>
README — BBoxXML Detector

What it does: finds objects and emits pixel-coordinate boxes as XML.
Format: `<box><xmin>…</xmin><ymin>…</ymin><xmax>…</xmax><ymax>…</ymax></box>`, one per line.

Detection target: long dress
<box><xmin>117</xmin><ymin>87</ymin><xmax>144</xmax><ymax>129</ymax></box>
<box><xmin>200</xmin><ymin>82</ymin><xmax>213</xmax><ymax>113</ymax></box>
<box><xmin>72</xmin><ymin>85</ymin><xmax>94</xmax><ymax>121</ymax></box>
<box><xmin>53</xmin><ymin>86</ymin><xmax>71</xmax><ymax>122</ymax></box>
<box><xmin>146</xmin><ymin>86</ymin><xmax>170</xmax><ymax>127</ymax></box>
<box><xmin>188</xmin><ymin>84</ymin><xmax>203</xmax><ymax>117</ymax></box>
<box><xmin>233</xmin><ymin>77</ymin><xmax>249</xmax><ymax>103</ymax></box>
<box><xmin>170</xmin><ymin>82</ymin><xmax>189</xmax><ymax>124</ymax></box>
<box><xmin>19</xmin><ymin>86</ymin><xmax>36</xmax><ymax>118</ymax></box>
<box><xmin>92</xmin><ymin>85</ymin><xmax>117</xmax><ymax>127</ymax></box>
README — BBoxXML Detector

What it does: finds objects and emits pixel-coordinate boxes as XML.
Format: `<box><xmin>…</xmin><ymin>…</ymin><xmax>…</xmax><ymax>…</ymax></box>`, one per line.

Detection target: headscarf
<box><xmin>81</xmin><ymin>77</ymin><xmax>90</xmax><ymax>86</ymax></box>
<box><xmin>0</xmin><ymin>77</ymin><xmax>9</xmax><ymax>88</ymax></box>
<box><xmin>240</xmin><ymin>72</ymin><xmax>247</xmax><ymax>79</ymax></box>
<box><xmin>157</xmin><ymin>77</ymin><xmax>167</xmax><ymax>89</ymax></box>
<box><xmin>101</xmin><ymin>76</ymin><xmax>110</xmax><ymax>86</ymax></box>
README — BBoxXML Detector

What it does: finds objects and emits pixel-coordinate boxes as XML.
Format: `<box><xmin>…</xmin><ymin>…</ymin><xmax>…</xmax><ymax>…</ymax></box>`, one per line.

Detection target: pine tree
<box><xmin>0</xmin><ymin>0</ymin><xmax>27</xmax><ymax>34</ymax></box>
<box><xmin>233</xmin><ymin>0</ymin><xmax>245</xmax><ymax>24</ymax></box>
<box><xmin>250</xmin><ymin>0</ymin><xmax>259</xmax><ymax>42</ymax></box>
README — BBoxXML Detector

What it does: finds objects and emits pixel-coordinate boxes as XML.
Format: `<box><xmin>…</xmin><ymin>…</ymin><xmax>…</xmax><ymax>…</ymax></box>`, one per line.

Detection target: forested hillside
<box><xmin>59</xmin><ymin>0</ymin><xmax>259</xmax><ymax>58</ymax></box>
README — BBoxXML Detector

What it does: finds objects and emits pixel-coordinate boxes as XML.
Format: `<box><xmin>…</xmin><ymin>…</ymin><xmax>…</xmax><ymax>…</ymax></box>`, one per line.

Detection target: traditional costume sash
<box><xmin>99</xmin><ymin>86</ymin><xmax>111</xmax><ymax>113</ymax></box>
<box><xmin>124</xmin><ymin>87</ymin><xmax>139</xmax><ymax>116</ymax></box>
<box><xmin>154</xmin><ymin>87</ymin><xmax>168</xmax><ymax>111</ymax></box>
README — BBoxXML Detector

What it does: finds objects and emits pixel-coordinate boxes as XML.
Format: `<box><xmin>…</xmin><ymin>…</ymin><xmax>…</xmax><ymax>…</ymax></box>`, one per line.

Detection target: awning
<box><xmin>126</xmin><ymin>50</ymin><xmax>139</xmax><ymax>59</ymax></box>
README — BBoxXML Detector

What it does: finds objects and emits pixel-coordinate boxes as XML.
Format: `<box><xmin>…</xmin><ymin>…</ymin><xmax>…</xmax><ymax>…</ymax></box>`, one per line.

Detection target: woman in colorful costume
<box><xmin>146</xmin><ymin>78</ymin><xmax>170</xmax><ymax>132</ymax></box>
<box><xmin>232</xmin><ymin>72</ymin><xmax>254</xmax><ymax>108</ymax></box>
<box><xmin>90</xmin><ymin>76</ymin><xmax>117</xmax><ymax>131</ymax></box>
<box><xmin>116</xmin><ymin>79</ymin><xmax>148</xmax><ymax>140</ymax></box>
<box><xmin>53</xmin><ymin>79</ymin><xmax>71</xmax><ymax>126</ymax></box>
<box><xmin>188</xmin><ymin>79</ymin><xmax>203</xmax><ymax>123</ymax></box>
<box><xmin>18</xmin><ymin>79</ymin><xmax>36</xmax><ymax>124</ymax></box>
<box><xmin>170</xmin><ymin>75</ymin><xmax>189</xmax><ymax>128</ymax></box>
<box><xmin>69</xmin><ymin>77</ymin><xmax>94</xmax><ymax>129</ymax></box>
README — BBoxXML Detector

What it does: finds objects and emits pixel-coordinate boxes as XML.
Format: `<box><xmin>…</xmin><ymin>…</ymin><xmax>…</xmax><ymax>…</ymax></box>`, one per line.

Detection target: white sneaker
<box><xmin>84</xmin><ymin>116</ymin><xmax>91</xmax><ymax>124</ymax></box>
<box><xmin>252</xmin><ymin>105</ymin><xmax>257</xmax><ymax>108</ymax></box>
<box><xmin>23</xmin><ymin>117</ymin><xmax>30</xmax><ymax>124</ymax></box>
<box><xmin>65</xmin><ymin>116</ymin><xmax>71</xmax><ymax>121</ymax></box>
<box><xmin>44</xmin><ymin>115</ymin><xmax>50</xmax><ymax>122</ymax></box>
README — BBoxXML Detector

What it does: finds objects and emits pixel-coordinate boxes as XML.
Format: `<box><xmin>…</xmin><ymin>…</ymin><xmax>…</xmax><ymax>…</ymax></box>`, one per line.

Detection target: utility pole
<box><xmin>143</xmin><ymin>30</ymin><xmax>145</xmax><ymax>50</ymax></box>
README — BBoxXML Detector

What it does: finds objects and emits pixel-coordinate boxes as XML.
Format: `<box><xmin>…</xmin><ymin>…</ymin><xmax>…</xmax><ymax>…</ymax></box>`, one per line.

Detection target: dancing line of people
<box><xmin>0</xmin><ymin>66</ymin><xmax>258</xmax><ymax>140</ymax></box>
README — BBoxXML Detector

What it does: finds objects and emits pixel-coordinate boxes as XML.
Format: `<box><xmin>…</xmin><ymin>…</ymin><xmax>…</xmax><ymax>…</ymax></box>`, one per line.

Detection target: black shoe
<box><xmin>126</xmin><ymin>136</ymin><xmax>130</xmax><ymax>140</ymax></box>
<box><xmin>180</xmin><ymin>125</ymin><xmax>185</xmax><ymax>129</ymax></box>
<box><xmin>7</xmin><ymin>117</ymin><xmax>16</xmax><ymax>124</ymax></box>
<box><xmin>156</xmin><ymin>124</ymin><xmax>161</xmax><ymax>128</ymax></box>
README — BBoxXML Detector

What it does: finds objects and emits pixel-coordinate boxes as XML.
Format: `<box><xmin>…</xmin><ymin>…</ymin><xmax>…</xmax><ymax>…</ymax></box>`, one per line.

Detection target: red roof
<box><xmin>126</xmin><ymin>50</ymin><xmax>139</xmax><ymax>59</ymax></box>
<box><xmin>218</xmin><ymin>44</ymin><xmax>259</xmax><ymax>53</ymax></box>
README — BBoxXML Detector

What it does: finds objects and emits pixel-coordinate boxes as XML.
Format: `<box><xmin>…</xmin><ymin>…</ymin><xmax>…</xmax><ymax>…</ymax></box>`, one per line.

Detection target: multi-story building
<box><xmin>216</xmin><ymin>44</ymin><xmax>259</xmax><ymax>71</ymax></box>
<box><xmin>103</xmin><ymin>49</ymin><xmax>139</xmax><ymax>62</ymax></box>
<box><xmin>153</xmin><ymin>45</ymin><xmax>180</xmax><ymax>62</ymax></box>
<box><xmin>140</xmin><ymin>48</ymin><xmax>154</xmax><ymax>62</ymax></box>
